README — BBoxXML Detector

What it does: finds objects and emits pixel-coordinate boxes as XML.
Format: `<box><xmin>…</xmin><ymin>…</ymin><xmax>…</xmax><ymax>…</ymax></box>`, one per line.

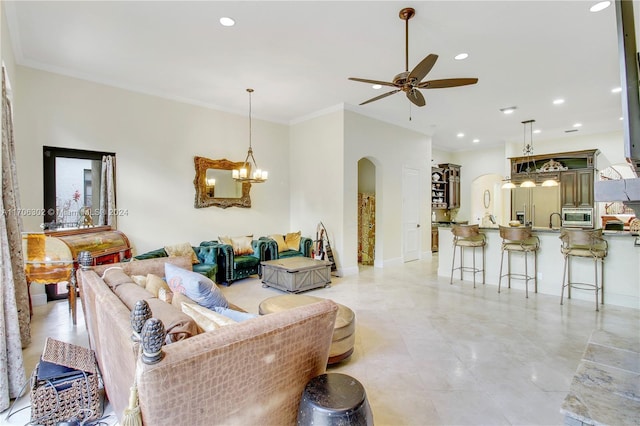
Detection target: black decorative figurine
<box><xmin>130</xmin><ymin>300</ymin><xmax>152</xmax><ymax>342</ymax></box>
<box><xmin>141</xmin><ymin>318</ymin><xmax>166</xmax><ymax>364</ymax></box>
<box><xmin>77</xmin><ymin>250</ymin><xmax>93</xmax><ymax>269</ymax></box>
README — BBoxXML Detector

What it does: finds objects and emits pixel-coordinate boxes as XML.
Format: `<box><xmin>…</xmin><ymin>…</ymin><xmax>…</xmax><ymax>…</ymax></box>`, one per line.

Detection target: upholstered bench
<box><xmin>259</xmin><ymin>294</ymin><xmax>355</xmax><ymax>364</ymax></box>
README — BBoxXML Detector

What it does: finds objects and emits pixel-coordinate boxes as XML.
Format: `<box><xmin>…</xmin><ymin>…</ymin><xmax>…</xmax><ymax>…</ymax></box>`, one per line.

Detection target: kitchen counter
<box><xmin>437</xmin><ymin>226</ymin><xmax>640</xmax><ymax>309</ymax></box>
<box><xmin>561</xmin><ymin>329</ymin><xmax>640</xmax><ymax>425</ymax></box>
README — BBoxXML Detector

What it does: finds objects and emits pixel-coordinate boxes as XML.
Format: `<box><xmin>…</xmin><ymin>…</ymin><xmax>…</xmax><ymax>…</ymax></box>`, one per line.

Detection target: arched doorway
<box><xmin>358</xmin><ymin>158</ymin><xmax>376</xmax><ymax>265</ymax></box>
<box><xmin>470</xmin><ymin>174</ymin><xmax>504</xmax><ymax>226</ymax></box>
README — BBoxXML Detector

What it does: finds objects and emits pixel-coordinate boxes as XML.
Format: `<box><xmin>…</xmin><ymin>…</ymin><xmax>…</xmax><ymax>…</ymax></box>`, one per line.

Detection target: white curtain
<box><xmin>1</xmin><ymin>64</ymin><xmax>29</xmax><ymax>411</ymax></box>
<box><xmin>99</xmin><ymin>155</ymin><xmax>117</xmax><ymax>228</ymax></box>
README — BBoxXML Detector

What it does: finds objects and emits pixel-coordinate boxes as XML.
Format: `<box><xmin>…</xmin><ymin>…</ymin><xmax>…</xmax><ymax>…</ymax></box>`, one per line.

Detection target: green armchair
<box><xmin>128</xmin><ymin>245</ymin><xmax>218</xmax><ymax>280</ymax></box>
<box><xmin>200</xmin><ymin>238</ymin><xmax>272</xmax><ymax>286</ymax></box>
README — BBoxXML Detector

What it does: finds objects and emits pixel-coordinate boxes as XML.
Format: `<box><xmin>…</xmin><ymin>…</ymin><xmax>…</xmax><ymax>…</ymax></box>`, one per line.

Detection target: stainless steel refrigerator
<box><xmin>511</xmin><ymin>185</ymin><xmax>561</xmax><ymax>228</ymax></box>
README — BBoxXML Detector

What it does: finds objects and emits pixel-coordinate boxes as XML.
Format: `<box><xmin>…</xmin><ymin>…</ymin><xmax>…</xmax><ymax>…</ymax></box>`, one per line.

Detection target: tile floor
<box><xmin>4</xmin><ymin>255</ymin><xmax>639</xmax><ymax>425</ymax></box>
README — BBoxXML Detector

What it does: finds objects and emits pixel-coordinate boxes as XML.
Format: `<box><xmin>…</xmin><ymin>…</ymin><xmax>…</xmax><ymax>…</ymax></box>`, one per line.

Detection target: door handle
<box><xmin>532</xmin><ymin>205</ymin><xmax>536</xmax><ymax>227</ymax></box>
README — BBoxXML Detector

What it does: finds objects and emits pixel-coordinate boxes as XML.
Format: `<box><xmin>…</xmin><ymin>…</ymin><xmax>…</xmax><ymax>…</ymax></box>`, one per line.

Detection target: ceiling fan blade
<box><xmin>348</xmin><ymin>77</ymin><xmax>397</xmax><ymax>88</ymax></box>
<box><xmin>406</xmin><ymin>89</ymin><xmax>426</xmax><ymax>107</ymax></box>
<box><xmin>359</xmin><ymin>89</ymin><xmax>401</xmax><ymax>106</ymax></box>
<box><xmin>418</xmin><ymin>78</ymin><xmax>479</xmax><ymax>89</ymax></box>
<box><xmin>408</xmin><ymin>54</ymin><xmax>438</xmax><ymax>83</ymax></box>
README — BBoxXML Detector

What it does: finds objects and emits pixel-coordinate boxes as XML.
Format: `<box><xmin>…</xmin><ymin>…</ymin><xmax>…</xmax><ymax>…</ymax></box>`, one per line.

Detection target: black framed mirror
<box><xmin>43</xmin><ymin>147</ymin><xmax>115</xmax><ymax>229</ymax></box>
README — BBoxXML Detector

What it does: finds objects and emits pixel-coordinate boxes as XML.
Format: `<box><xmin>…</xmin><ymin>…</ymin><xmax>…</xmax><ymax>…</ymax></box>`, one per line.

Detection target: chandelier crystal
<box><xmin>233</xmin><ymin>88</ymin><xmax>268</xmax><ymax>183</ymax></box>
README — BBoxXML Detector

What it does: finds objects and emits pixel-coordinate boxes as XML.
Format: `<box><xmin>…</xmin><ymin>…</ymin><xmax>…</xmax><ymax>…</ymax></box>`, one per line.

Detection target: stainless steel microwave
<box><xmin>561</xmin><ymin>207</ymin><xmax>594</xmax><ymax>228</ymax></box>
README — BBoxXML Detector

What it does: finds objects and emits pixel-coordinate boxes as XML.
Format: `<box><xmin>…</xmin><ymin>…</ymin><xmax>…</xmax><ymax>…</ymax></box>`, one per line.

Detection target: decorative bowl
<box><xmin>508</xmin><ymin>221</ymin><xmax>521</xmax><ymax>227</ymax></box>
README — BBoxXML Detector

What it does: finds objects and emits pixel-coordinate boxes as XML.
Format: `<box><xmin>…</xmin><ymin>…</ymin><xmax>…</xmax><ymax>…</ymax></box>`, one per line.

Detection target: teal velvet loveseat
<box><xmin>128</xmin><ymin>245</ymin><xmax>217</xmax><ymax>280</ymax></box>
<box><xmin>200</xmin><ymin>238</ymin><xmax>272</xmax><ymax>286</ymax></box>
<box><xmin>262</xmin><ymin>233</ymin><xmax>313</xmax><ymax>260</ymax></box>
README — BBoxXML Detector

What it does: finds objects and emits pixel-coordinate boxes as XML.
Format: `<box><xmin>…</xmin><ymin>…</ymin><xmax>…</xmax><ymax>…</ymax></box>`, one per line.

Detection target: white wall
<box><xmin>13</xmin><ymin>67</ymin><xmax>291</xmax><ymax>254</ymax></box>
<box><xmin>289</xmin><ymin>110</ymin><xmax>344</xmax><ymax>262</ymax></box>
<box><xmin>450</xmin><ymin>145</ymin><xmax>507</xmax><ymax>222</ymax></box>
<box><xmin>344</xmin><ymin>110</ymin><xmax>430</xmax><ymax>269</ymax></box>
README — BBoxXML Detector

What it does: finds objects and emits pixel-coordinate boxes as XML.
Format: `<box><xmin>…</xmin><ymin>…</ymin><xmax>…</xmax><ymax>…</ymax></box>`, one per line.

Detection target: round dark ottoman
<box><xmin>258</xmin><ymin>295</ymin><xmax>355</xmax><ymax>364</ymax></box>
<box><xmin>297</xmin><ymin>373</ymin><xmax>373</xmax><ymax>426</ymax></box>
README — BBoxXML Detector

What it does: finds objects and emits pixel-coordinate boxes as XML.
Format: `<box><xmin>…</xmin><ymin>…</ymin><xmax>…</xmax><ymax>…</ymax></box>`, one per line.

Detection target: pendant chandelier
<box><xmin>501</xmin><ymin>119</ymin><xmax>559</xmax><ymax>189</ymax></box>
<box><xmin>519</xmin><ymin>119</ymin><xmax>537</xmax><ymax>188</ymax></box>
<box><xmin>233</xmin><ymin>88</ymin><xmax>268</xmax><ymax>183</ymax></box>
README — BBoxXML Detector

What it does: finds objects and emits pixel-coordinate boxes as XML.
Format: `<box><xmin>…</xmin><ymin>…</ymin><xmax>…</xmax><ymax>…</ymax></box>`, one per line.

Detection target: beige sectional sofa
<box><xmin>78</xmin><ymin>256</ymin><xmax>338</xmax><ymax>425</ymax></box>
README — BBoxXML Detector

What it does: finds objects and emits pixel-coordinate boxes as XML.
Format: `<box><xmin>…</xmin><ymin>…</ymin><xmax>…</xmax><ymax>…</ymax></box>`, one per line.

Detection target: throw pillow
<box><xmin>145</xmin><ymin>298</ymin><xmax>200</xmax><ymax>343</ymax></box>
<box><xmin>146</xmin><ymin>273</ymin><xmax>171</xmax><ymax>298</ymax></box>
<box><xmin>158</xmin><ymin>287</ymin><xmax>173</xmax><ymax>304</ymax></box>
<box><xmin>130</xmin><ymin>275</ymin><xmax>147</xmax><ymax>288</ymax></box>
<box><xmin>114</xmin><ymin>283</ymin><xmax>155</xmax><ymax>310</ymax></box>
<box><xmin>102</xmin><ymin>268</ymin><xmax>133</xmax><ymax>289</ymax></box>
<box><xmin>231</xmin><ymin>235</ymin><xmax>254</xmax><ymax>256</ymax></box>
<box><xmin>164</xmin><ymin>242</ymin><xmax>200</xmax><ymax>265</ymax></box>
<box><xmin>164</xmin><ymin>263</ymin><xmax>229</xmax><ymax>310</ymax></box>
<box><xmin>269</xmin><ymin>234</ymin><xmax>288</xmax><ymax>253</ymax></box>
<box><xmin>172</xmin><ymin>291</ymin><xmax>195</xmax><ymax>308</ymax></box>
<box><xmin>285</xmin><ymin>231</ymin><xmax>301</xmax><ymax>251</ymax></box>
<box><xmin>181</xmin><ymin>302</ymin><xmax>237</xmax><ymax>332</ymax></box>
<box><xmin>213</xmin><ymin>306</ymin><xmax>258</xmax><ymax>322</ymax></box>
<box><xmin>218</xmin><ymin>235</ymin><xmax>233</xmax><ymax>246</ymax></box>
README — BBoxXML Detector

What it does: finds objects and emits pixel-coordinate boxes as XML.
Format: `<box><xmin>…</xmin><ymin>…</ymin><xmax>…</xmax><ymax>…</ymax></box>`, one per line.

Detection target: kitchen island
<box><xmin>437</xmin><ymin>226</ymin><xmax>640</xmax><ymax>310</ymax></box>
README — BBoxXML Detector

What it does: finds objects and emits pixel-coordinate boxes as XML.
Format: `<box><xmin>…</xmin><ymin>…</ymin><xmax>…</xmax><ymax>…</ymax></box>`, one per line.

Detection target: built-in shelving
<box><xmin>431</xmin><ymin>167</ymin><xmax>447</xmax><ymax>209</ymax></box>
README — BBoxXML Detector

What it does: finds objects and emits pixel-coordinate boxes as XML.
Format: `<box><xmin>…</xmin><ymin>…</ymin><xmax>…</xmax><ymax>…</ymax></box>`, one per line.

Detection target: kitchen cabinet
<box><xmin>431</xmin><ymin>225</ymin><xmax>439</xmax><ymax>252</ymax></box>
<box><xmin>561</xmin><ymin>169</ymin><xmax>594</xmax><ymax>208</ymax></box>
<box><xmin>439</xmin><ymin>163</ymin><xmax>461</xmax><ymax>209</ymax></box>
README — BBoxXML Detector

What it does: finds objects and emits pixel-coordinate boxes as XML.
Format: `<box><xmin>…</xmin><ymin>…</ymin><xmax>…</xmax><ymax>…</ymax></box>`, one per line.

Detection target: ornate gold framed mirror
<box><xmin>193</xmin><ymin>156</ymin><xmax>251</xmax><ymax>208</ymax></box>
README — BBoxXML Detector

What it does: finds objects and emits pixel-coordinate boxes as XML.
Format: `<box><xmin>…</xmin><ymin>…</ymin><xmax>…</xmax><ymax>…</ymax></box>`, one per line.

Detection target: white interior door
<box><xmin>403</xmin><ymin>167</ymin><xmax>421</xmax><ymax>262</ymax></box>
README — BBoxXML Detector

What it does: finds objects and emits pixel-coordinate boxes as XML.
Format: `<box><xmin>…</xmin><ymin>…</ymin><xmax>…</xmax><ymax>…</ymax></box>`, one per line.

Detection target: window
<box><xmin>43</xmin><ymin>147</ymin><xmax>115</xmax><ymax>229</ymax></box>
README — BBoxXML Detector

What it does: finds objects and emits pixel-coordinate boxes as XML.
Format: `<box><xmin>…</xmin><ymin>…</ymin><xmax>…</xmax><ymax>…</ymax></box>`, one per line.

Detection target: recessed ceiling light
<box><xmin>611</xmin><ymin>87</ymin><xmax>622</xmax><ymax>93</ymax></box>
<box><xmin>472</xmin><ymin>138</ymin><xmax>480</xmax><ymax>143</ymax></box>
<box><xmin>573</xmin><ymin>123</ymin><xmax>582</xmax><ymax>128</ymax></box>
<box><xmin>590</xmin><ymin>1</ymin><xmax>611</xmax><ymax>12</ymax></box>
<box><xmin>372</xmin><ymin>84</ymin><xmax>382</xmax><ymax>90</ymax></box>
<box><xmin>620</xmin><ymin>116</ymin><xmax>624</xmax><ymax>120</ymax></box>
<box><xmin>500</xmin><ymin>106</ymin><xmax>517</xmax><ymax>114</ymax></box>
<box><xmin>220</xmin><ymin>17</ymin><xmax>235</xmax><ymax>27</ymax></box>
<box><xmin>533</xmin><ymin>129</ymin><xmax>541</xmax><ymax>134</ymax></box>
<box><xmin>454</xmin><ymin>53</ymin><xmax>469</xmax><ymax>60</ymax></box>
<box><xmin>553</xmin><ymin>98</ymin><xmax>565</xmax><ymax>105</ymax></box>
<box><xmin>457</xmin><ymin>133</ymin><xmax>465</xmax><ymax>138</ymax></box>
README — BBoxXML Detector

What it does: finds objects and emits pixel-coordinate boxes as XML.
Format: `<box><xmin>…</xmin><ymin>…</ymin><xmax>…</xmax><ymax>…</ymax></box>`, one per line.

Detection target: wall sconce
<box><xmin>206</xmin><ymin>178</ymin><xmax>215</xmax><ymax>197</ymax></box>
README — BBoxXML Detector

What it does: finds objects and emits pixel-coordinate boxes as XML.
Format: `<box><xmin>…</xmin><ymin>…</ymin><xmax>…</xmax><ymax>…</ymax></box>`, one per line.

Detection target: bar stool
<box><xmin>450</xmin><ymin>224</ymin><xmax>486</xmax><ymax>288</ymax></box>
<box><xmin>560</xmin><ymin>228</ymin><xmax>608</xmax><ymax>311</ymax></box>
<box><xmin>498</xmin><ymin>225</ymin><xmax>539</xmax><ymax>298</ymax></box>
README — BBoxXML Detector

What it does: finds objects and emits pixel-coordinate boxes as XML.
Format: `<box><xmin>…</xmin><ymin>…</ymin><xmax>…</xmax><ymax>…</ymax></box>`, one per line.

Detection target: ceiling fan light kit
<box><xmin>349</xmin><ymin>7</ymin><xmax>478</xmax><ymax>108</ymax></box>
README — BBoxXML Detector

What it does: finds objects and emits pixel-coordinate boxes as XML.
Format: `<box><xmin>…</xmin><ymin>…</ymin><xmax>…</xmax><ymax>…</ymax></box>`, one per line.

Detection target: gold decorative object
<box><xmin>193</xmin><ymin>156</ymin><xmax>251</xmax><ymax>209</ymax></box>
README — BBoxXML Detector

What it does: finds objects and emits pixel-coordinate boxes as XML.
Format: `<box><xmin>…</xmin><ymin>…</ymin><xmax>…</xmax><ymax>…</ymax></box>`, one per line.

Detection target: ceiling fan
<box><xmin>349</xmin><ymin>7</ymin><xmax>478</xmax><ymax>107</ymax></box>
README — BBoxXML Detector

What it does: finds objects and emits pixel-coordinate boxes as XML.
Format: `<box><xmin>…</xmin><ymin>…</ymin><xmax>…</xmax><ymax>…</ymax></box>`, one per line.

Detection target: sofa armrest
<box><xmin>194</xmin><ymin>245</ymin><xmax>217</xmax><ymax>265</ymax></box>
<box><xmin>300</xmin><ymin>237</ymin><xmax>313</xmax><ymax>257</ymax></box>
<box><xmin>256</xmin><ymin>237</ymin><xmax>278</xmax><ymax>261</ymax></box>
<box><xmin>137</xmin><ymin>299</ymin><xmax>338</xmax><ymax>425</ymax></box>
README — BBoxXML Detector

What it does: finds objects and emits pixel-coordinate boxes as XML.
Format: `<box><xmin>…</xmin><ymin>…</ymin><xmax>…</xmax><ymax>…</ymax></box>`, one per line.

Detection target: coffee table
<box><xmin>261</xmin><ymin>257</ymin><xmax>332</xmax><ymax>293</ymax></box>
